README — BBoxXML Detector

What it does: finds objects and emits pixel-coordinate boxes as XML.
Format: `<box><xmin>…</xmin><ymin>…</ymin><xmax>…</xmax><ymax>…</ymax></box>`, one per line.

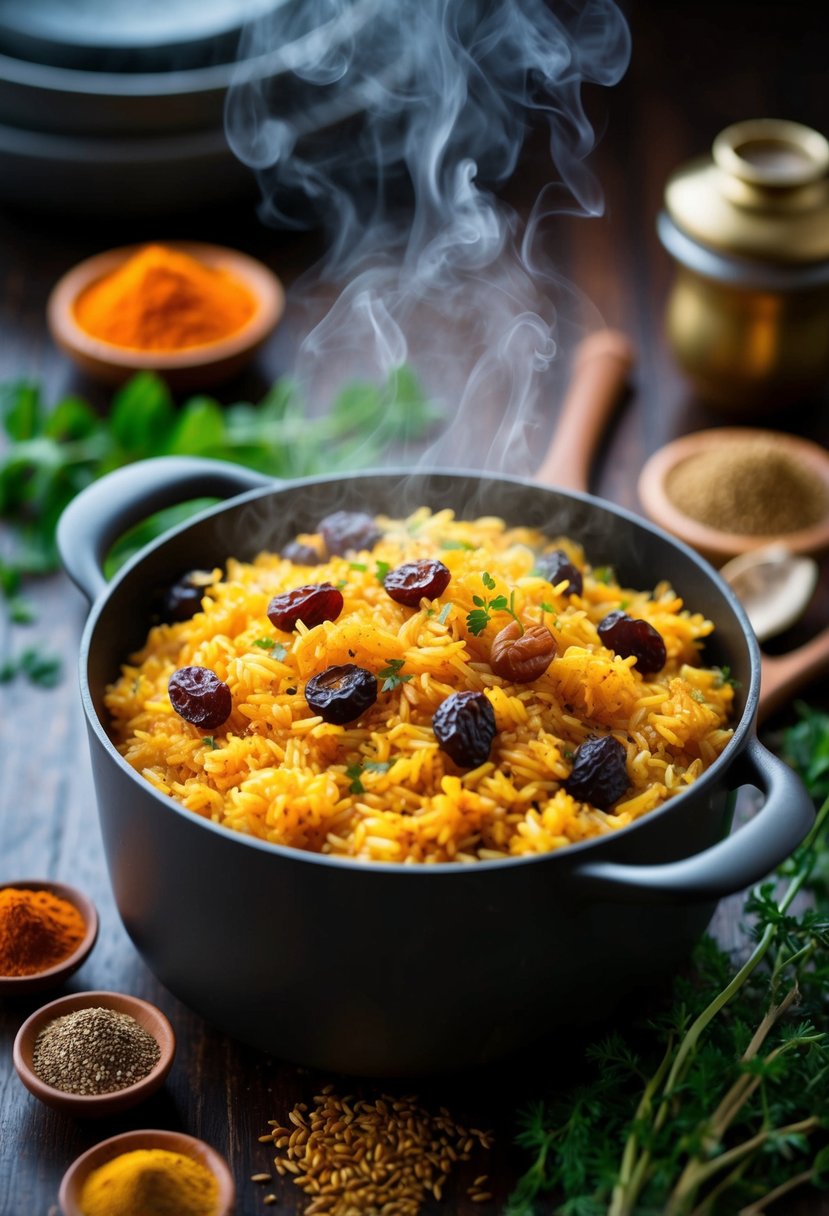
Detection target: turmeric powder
<box><xmin>73</xmin><ymin>243</ymin><xmax>256</xmax><ymax>352</ymax></box>
<box><xmin>78</xmin><ymin>1147</ymin><xmax>219</xmax><ymax>1216</ymax></box>
<box><xmin>0</xmin><ymin>886</ymin><xmax>86</xmax><ymax>976</ymax></box>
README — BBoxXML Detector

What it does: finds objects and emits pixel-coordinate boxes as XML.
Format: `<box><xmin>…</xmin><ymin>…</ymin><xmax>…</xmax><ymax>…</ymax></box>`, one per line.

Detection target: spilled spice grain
<box><xmin>259</xmin><ymin>1087</ymin><xmax>493</xmax><ymax>1215</ymax></box>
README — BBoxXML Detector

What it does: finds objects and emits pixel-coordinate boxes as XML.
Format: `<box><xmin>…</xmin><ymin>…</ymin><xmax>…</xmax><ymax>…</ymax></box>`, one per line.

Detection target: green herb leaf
<box><xmin>466</xmin><ymin>608</ymin><xmax>491</xmax><ymax>636</ymax></box>
<box><xmin>378</xmin><ymin>658</ymin><xmax>412</xmax><ymax>692</ymax></box>
<box><xmin>0</xmin><ymin>646</ymin><xmax>62</xmax><ymax>687</ymax></box>
<box><xmin>466</xmin><ymin>575</ymin><xmax>522</xmax><ymax>636</ymax></box>
<box><xmin>109</xmin><ymin>372</ymin><xmax>176</xmax><ymax>457</ymax></box>
<box><xmin>345</xmin><ymin>762</ymin><xmax>365</xmax><ymax>794</ymax></box>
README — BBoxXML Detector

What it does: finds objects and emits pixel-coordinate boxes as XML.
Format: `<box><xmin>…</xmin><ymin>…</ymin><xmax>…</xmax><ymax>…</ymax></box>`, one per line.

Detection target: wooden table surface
<box><xmin>1</xmin><ymin>1</ymin><xmax>828</xmax><ymax>1213</ymax></box>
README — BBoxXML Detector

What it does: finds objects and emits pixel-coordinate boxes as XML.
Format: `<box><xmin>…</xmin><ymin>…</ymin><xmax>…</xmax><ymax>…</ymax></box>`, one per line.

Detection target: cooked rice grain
<box><xmin>105</xmin><ymin>509</ymin><xmax>734</xmax><ymax>862</ymax></box>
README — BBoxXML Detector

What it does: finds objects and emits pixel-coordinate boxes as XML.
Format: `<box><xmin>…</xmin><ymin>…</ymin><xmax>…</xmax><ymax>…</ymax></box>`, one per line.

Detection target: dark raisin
<box><xmin>158</xmin><ymin>571</ymin><xmax>213</xmax><ymax>623</ymax></box>
<box><xmin>319</xmin><ymin>510</ymin><xmax>383</xmax><ymax>556</ymax></box>
<box><xmin>598</xmin><ymin>609</ymin><xmax>667</xmax><ymax>674</ymax></box>
<box><xmin>282</xmin><ymin>540</ymin><xmax>322</xmax><ymax>566</ymax></box>
<box><xmin>169</xmin><ymin>666</ymin><xmax>232</xmax><ymax>730</ymax></box>
<box><xmin>565</xmin><ymin>734</ymin><xmax>629</xmax><ymax>810</ymax></box>
<box><xmin>384</xmin><ymin>558</ymin><xmax>451</xmax><ymax>606</ymax></box>
<box><xmin>267</xmin><ymin>583</ymin><xmax>344</xmax><ymax>631</ymax></box>
<box><xmin>535</xmin><ymin>549</ymin><xmax>583</xmax><ymax>597</ymax></box>
<box><xmin>305</xmin><ymin>664</ymin><xmax>378</xmax><ymax>725</ymax></box>
<box><xmin>433</xmin><ymin>691</ymin><xmax>497</xmax><ymax>768</ymax></box>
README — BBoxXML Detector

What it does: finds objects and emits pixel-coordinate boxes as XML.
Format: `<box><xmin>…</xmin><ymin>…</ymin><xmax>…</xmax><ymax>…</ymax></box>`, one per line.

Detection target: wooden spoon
<box><xmin>534</xmin><ymin>333</ymin><xmax>829</xmax><ymax>721</ymax></box>
<box><xmin>534</xmin><ymin>328</ymin><xmax>635</xmax><ymax>493</ymax></box>
<box><xmin>757</xmin><ymin>629</ymin><xmax>829</xmax><ymax>724</ymax></box>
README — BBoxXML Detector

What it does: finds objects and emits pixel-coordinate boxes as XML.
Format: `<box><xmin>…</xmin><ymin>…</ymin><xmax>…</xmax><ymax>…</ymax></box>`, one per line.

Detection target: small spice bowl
<box><xmin>637</xmin><ymin>427</ymin><xmax>829</xmax><ymax>565</ymax></box>
<box><xmin>59</xmin><ymin>1128</ymin><xmax>236</xmax><ymax>1216</ymax></box>
<box><xmin>13</xmin><ymin>990</ymin><xmax>175</xmax><ymax>1117</ymax></box>
<box><xmin>47</xmin><ymin>241</ymin><xmax>285</xmax><ymax>390</ymax></box>
<box><xmin>0</xmin><ymin>880</ymin><xmax>98</xmax><ymax>996</ymax></box>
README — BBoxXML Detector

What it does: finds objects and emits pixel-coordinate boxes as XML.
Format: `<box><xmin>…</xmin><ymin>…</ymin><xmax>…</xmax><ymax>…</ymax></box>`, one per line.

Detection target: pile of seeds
<box><xmin>257</xmin><ymin>1087</ymin><xmax>494</xmax><ymax>1214</ymax></box>
<box><xmin>32</xmin><ymin>1005</ymin><xmax>160</xmax><ymax>1095</ymax></box>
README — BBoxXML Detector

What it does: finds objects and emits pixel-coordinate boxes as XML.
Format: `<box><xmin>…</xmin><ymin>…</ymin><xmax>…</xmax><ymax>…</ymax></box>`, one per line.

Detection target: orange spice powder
<box><xmin>73</xmin><ymin>243</ymin><xmax>256</xmax><ymax>352</ymax></box>
<box><xmin>0</xmin><ymin>887</ymin><xmax>86</xmax><ymax>976</ymax></box>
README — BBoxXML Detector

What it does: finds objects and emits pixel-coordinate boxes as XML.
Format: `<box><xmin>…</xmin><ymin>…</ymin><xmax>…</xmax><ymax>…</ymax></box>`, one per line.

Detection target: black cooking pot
<box><xmin>57</xmin><ymin>457</ymin><xmax>814</xmax><ymax>1075</ymax></box>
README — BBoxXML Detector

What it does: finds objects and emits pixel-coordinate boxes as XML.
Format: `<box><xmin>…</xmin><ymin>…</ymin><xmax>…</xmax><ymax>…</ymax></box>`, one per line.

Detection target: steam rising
<box><xmin>226</xmin><ymin>0</ymin><xmax>630</xmax><ymax>475</ymax></box>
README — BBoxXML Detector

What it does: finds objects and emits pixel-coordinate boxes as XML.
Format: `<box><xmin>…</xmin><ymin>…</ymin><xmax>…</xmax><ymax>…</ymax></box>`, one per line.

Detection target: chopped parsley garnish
<box><xmin>715</xmin><ymin>665</ymin><xmax>740</xmax><ymax>689</ymax></box>
<box><xmin>202</xmin><ymin>736</ymin><xmax>218</xmax><ymax>749</ymax></box>
<box><xmin>466</xmin><ymin>572</ymin><xmax>522</xmax><ymax>637</ymax></box>
<box><xmin>346</xmin><ymin>757</ymin><xmax>396</xmax><ymax>793</ymax></box>
<box><xmin>345</xmin><ymin>763</ymin><xmax>365</xmax><ymax>794</ymax></box>
<box><xmin>440</xmin><ymin>538</ymin><xmax>475</xmax><ymax>551</ymax></box>
<box><xmin>253</xmin><ymin>638</ymin><xmax>287</xmax><ymax>661</ymax></box>
<box><xmin>349</xmin><ymin>561</ymin><xmax>367</xmax><ymax>572</ymax></box>
<box><xmin>378</xmin><ymin>658</ymin><xmax>413</xmax><ymax>692</ymax></box>
<box><xmin>374</xmin><ymin>560</ymin><xmax>391</xmax><ymax>584</ymax></box>
<box><xmin>592</xmin><ymin>565</ymin><xmax>616</xmax><ymax>585</ymax></box>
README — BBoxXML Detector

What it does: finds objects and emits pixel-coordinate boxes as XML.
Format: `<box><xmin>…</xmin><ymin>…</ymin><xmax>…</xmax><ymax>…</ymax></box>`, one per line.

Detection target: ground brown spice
<box><xmin>32</xmin><ymin>1005</ymin><xmax>160</xmax><ymax>1095</ymax></box>
<box><xmin>665</xmin><ymin>439</ymin><xmax>829</xmax><ymax>536</ymax></box>
<box><xmin>258</xmin><ymin>1088</ymin><xmax>493</xmax><ymax>1214</ymax></box>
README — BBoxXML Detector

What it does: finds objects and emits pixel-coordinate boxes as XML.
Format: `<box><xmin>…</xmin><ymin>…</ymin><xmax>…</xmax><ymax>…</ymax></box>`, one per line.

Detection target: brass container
<box><xmin>658</xmin><ymin>118</ymin><xmax>829</xmax><ymax>412</ymax></box>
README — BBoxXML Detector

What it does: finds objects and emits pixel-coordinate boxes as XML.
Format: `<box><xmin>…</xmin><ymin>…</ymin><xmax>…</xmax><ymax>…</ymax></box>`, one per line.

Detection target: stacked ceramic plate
<box><xmin>0</xmin><ymin>0</ymin><xmax>378</xmax><ymax>214</ymax></box>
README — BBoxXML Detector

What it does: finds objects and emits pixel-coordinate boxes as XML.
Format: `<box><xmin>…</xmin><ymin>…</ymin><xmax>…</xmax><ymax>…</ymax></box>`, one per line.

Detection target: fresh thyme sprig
<box><xmin>507</xmin><ymin>702</ymin><xmax>829</xmax><ymax>1216</ymax></box>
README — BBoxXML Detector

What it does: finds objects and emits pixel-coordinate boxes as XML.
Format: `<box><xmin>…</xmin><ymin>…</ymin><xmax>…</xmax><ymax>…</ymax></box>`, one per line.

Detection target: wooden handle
<box><xmin>535</xmin><ymin>328</ymin><xmax>635</xmax><ymax>493</ymax></box>
<box><xmin>757</xmin><ymin>626</ymin><xmax>829</xmax><ymax>724</ymax></box>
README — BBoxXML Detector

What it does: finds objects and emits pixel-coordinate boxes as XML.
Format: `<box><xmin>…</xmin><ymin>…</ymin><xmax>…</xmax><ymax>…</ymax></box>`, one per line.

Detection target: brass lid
<box><xmin>664</xmin><ymin>118</ymin><xmax>829</xmax><ymax>264</ymax></box>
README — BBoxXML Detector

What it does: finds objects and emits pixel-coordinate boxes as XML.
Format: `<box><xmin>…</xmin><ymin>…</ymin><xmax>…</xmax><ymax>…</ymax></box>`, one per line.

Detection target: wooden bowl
<box><xmin>13</xmin><ymin>990</ymin><xmax>175</xmax><ymax>1117</ymax></box>
<box><xmin>637</xmin><ymin>427</ymin><xmax>829</xmax><ymax>565</ymax></box>
<box><xmin>0</xmin><ymin>880</ymin><xmax>98</xmax><ymax>995</ymax></box>
<box><xmin>47</xmin><ymin>241</ymin><xmax>284</xmax><ymax>390</ymax></box>
<box><xmin>59</xmin><ymin>1128</ymin><xmax>236</xmax><ymax>1216</ymax></box>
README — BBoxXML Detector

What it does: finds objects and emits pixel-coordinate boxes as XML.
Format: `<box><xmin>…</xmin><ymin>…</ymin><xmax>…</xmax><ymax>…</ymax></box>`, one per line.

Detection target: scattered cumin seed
<box><xmin>258</xmin><ymin>1091</ymin><xmax>492</xmax><ymax>1215</ymax></box>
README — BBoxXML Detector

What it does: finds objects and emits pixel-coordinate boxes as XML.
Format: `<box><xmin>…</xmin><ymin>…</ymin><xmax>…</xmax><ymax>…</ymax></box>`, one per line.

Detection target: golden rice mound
<box><xmin>105</xmin><ymin>508</ymin><xmax>734</xmax><ymax>863</ymax></box>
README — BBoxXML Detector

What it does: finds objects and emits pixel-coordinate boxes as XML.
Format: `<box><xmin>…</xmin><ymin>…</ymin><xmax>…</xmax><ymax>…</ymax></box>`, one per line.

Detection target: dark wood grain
<box><xmin>1</xmin><ymin>1</ymin><xmax>828</xmax><ymax>1213</ymax></box>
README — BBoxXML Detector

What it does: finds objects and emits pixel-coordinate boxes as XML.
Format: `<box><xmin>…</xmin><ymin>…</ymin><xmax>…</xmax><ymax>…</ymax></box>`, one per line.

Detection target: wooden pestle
<box><xmin>534</xmin><ymin>328</ymin><xmax>635</xmax><ymax>493</ymax></box>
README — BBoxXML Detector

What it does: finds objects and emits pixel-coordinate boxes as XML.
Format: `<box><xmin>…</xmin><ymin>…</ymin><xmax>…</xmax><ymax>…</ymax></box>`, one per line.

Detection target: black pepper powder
<box><xmin>31</xmin><ymin>1005</ymin><xmax>161</xmax><ymax>1095</ymax></box>
<box><xmin>665</xmin><ymin>440</ymin><xmax>829</xmax><ymax>536</ymax></box>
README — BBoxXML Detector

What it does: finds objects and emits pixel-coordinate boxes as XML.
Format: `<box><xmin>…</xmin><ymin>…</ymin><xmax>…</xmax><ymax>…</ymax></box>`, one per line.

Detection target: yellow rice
<box><xmin>105</xmin><ymin>508</ymin><xmax>734</xmax><ymax>864</ymax></box>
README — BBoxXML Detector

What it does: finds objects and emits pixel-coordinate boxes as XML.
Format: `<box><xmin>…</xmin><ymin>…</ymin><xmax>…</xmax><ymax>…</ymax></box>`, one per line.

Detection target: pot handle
<box><xmin>57</xmin><ymin>455</ymin><xmax>272</xmax><ymax>603</ymax></box>
<box><xmin>569</xmin><ymin>735</ymin><xmax>814</xmax><ymax>902</ymax></box>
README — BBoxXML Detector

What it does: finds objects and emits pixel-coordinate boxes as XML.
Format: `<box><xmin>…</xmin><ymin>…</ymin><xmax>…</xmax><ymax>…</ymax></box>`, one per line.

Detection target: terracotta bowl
<box><xmin>13</xmin><ymin>990</ymin><xmax>175</xmax><ymax>1117</ymax></box>
<box><xmin>59</xmin><ymin>1128</ymin><xmax>236</xmax><ymax>1216</ymax></box>
<box><xmin>46</xmin><ymin>241</ymin><xmax>284</xmax><ymax>390</ymax></box>
<box><xmin>637</xmin><ymin>427</ymin><xmax>829</xmax><ymax>565</ymax></box>
<box><xmin>0</xmin><ymin>880</ymin><xmax>98</xmax><ymax>995</ymax></box>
